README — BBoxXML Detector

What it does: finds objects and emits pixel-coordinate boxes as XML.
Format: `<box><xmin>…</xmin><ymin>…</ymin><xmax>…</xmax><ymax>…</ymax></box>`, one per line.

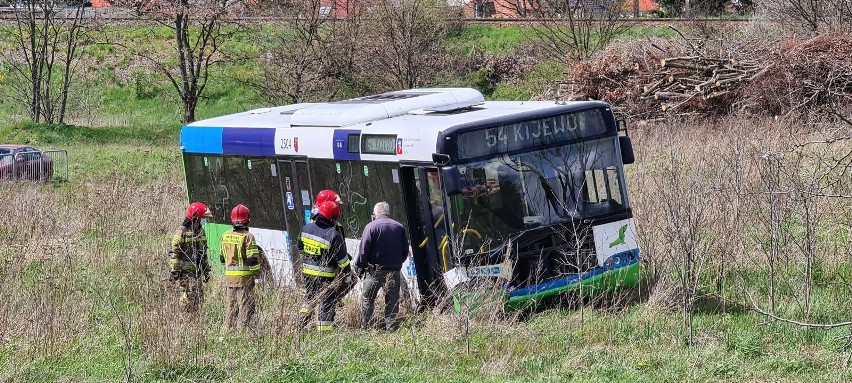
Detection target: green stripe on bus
<box><xmin>505</xmin><ymin>262</ymin><xmax>641</xmax><ymax>311</ymax></box>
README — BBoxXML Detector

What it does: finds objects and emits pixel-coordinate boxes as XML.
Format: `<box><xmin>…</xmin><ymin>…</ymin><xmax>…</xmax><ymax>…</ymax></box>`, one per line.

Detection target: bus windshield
<box><xmin>447</xmin><ymin>137</ymin><xmax>626</xmax><ymax>248</ymax></box>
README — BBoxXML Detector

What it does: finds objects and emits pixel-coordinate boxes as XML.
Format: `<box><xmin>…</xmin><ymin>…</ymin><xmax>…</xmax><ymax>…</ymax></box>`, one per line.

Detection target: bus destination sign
<box><xmin>454</xmin><ymin>109</ymin><xmax>608</xmax><ymax>160</ymax></box>
<box><xmin>361</xmin><ymin>134</ymin><xmax>398</xmax><ymax>155</ymax></box>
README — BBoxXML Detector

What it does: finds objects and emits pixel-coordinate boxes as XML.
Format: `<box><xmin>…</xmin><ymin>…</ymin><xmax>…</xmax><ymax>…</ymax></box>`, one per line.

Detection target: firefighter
<box><xmin>315</xmin><ymin>189</ymin><xmax>343</xmax><ymax>209</ymax></box>
<box><xmin>313</xmin><ymin>189</ymin><xmax>345</xmax><ymax>237</ymax></box>
<box><xmin>220</xmin><ymin>204</ymin><xmax>263</xmax><ymax>333</ymax></box>
<box><xmin>311</xmin><ymin>190</ymin><xmax>357</xmax><ymax>306</ymax></box>
<box><xmin>170</xmin><ymin>201</ymin><xmax>213</xmax><ymax>313</ymax></box>
<box><xmin>298</xmin><ymin>200</ymin><xmax>351</xmax><ymax>331</ymax></box>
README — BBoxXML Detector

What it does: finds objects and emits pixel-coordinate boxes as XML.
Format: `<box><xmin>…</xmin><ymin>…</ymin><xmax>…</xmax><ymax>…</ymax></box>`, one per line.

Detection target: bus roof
<box><xmin>181</xmin><ymin>88</ymin><xmax>609</xmax><ymax>162</ymax></box>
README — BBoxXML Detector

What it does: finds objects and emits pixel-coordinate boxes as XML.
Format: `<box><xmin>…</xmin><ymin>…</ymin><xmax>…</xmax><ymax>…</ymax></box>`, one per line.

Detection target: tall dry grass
<box><xmin>0</xmin><ymin>113</ymin><xmax>850</xmax><ymax>379</ymax></box>
<box><xmin>630</xmin><ymin>113</ymin><xmax>852</xmax><ymax>336</ymax></box>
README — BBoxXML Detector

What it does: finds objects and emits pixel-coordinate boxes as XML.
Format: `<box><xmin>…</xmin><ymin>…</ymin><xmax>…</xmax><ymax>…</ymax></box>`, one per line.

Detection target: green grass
<box><xmin>491</xmin><ymin>59</ymin><xmax>566</xmax><ymax>100</ymax></box>
<box><xmin>4</xmin><ymin>291</ymin><xmax>852</xmax><ymax>382</ymax></box>
<box><xmin>2</xmin><ymin>23</ymin><xmax>851</xmax><ymax>383</ymax></box>
<box><xmin>447</xmin><ymin>25</ymin><xmax>530</xmax><ymax>55</ymax></box>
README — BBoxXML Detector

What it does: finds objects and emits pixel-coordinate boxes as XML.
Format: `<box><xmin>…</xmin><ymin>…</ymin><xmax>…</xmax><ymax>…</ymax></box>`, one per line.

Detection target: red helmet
<box><xmin>231</xmin><ymin>204</ymin><xmax>250</xmax><ymax>225</ymax></box>
<box><xmin>316</xmin><ymin>200</ymin><xmax>340</xmax><ymax>221</ymax></box>
<box><xmin>186</xmin><ymin>202</ymin><xmax>212</xmax><ymax>221</ymax></box>
<box><xmin>316</xmin><ymin>189</ymin><xmax>341</xmax><ymax>206</ymax></box>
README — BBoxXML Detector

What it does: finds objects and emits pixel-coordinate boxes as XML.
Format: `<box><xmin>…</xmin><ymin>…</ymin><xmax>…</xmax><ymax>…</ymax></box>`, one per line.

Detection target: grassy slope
<box><xmin>3</xmin><ymin>121</ymin><xmax>850</xmax><ymax>383</ymax></box>
<box><xmin>1</xmin><ymin>25</ymin><xmax>850</xmax><ymax>382</ymax></box>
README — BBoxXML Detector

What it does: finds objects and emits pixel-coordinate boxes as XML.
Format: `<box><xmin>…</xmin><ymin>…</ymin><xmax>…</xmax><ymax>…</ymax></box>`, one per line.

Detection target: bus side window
<box><xmin>184</xmin><ymin>153</ymin><xmax>225</xmax><ymax>222</ymax></box>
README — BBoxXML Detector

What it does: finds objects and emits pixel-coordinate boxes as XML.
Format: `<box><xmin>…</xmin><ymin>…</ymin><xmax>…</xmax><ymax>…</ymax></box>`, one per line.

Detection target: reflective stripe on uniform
<box><xmin>317</xmin><ymin>321</ymin><xmax>334</xmax><ymax>331</ymax></box>
<box><xmin>301</xmin><ymin>232</ymin><xmax>331</xmax><ymax>247</ymax></box>
<box><xmin>303</xmin><ymin>263</ymin><xmax>336</xmax><ymax>273</ymax></box>
<box><xmin>302</xmin><ymin>268</ymin><xmax>336</xmax><ymax>278</ymax></box>
<box><xmin>338</xmin><ymin>258</ymin><xmax>351</xmax><ymax>269</ymax></box>
<box><xmin>299</xmin><ymin>307</ymin><xmax>309</xmax><ymax>313</ymax></box>
<box><xmin>225</xmin><ymin>265</ymin><xmax>253</xmax><ymax>276</ymax></box>
<box><xmin>300</xmin><ymin>233</ymin><xmax>330</xmax><ymax>256</ymax></box>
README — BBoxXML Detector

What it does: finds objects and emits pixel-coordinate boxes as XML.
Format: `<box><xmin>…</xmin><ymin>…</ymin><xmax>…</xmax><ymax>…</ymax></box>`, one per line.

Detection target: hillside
<box><xmin>1</xmin><ymin>18</ymin><xmax>851</xmax><ymax>382</ymax></box>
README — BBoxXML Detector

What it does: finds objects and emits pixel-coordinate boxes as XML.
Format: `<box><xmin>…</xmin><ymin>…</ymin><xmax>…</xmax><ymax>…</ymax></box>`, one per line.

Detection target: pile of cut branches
<box><xmin>562</xmin><ymin>32</ymin><xmax>852</xmax><ymax>120</ymax></box>
<box><xmin>638</xmin><ymin>56</ymin><xmax>767</xmax><ymax>113</ymax></box>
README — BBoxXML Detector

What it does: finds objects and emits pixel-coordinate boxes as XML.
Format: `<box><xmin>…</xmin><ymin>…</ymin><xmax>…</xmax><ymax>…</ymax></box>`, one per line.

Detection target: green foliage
<box><xmin>656</xmin><ymin>0</ymin><xmax>749</xmax><ymax>17</ymax></box>
<box><xmin>147</xmin><ymin>364</ymin><xmax>228</xmax><ymax>381</ymax></box>
<box><xmin>0</xmin><ymin>121</ymin><xmax>175</xmax><ymax>146</ymax></box>
<box><xmin>725</xmin><ymin>331</ymin><xmax>764</xmax><ymax>358</ymax></box>
<box><xmin>490</xmin><ymin>59</ymin><xmax>565</xmax><ymax>101</ymax></box>
<box><xmin>446</xmin><ymin>25</ymin><xmax>528</xmax><ymax>55</ymax></box>
<box><xmin>3</xmin><ymin>25</ymin><xmax>852</xmax><ymax>383</ymax></box>
<box><xmin>132</xmin><ymin>71</ymin><xmax>161</xmax><ymax>100</ymax></box>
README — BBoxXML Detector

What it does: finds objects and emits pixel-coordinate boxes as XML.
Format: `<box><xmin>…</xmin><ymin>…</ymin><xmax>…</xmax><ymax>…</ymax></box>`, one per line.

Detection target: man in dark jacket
<box><xmin>298</xmin><ymin>200</ymin><xmax>351</xmax><ymax>331</ymax></box>
<box><xmin>356</xmin><ymin>202</ymin><xmax>409</xmax><ymax>331</ymax></box>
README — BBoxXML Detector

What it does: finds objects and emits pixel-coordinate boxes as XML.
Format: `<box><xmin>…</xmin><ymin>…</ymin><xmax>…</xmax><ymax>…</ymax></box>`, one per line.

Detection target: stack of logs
<box><xmin>637</xmin><ymin>56</ymin><xmax>770</xmax><ymax>112</ymax></box>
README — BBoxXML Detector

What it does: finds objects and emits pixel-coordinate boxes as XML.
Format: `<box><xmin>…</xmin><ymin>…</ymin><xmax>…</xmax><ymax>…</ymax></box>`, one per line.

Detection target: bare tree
<box><xmin>2</xmin><ymin>0</ymin><xmax>95</xmax><ymax>124</ymax></box>
<box><xmin>362</xmin><ymin>0</ymin><xmax>453</xmax><ymax>91</ymax></box>
<box><xmin>112</xmin><ymin>0</ymin><xmax>246</xmax><ymax>123</ymax></box>
<box><xmin>520</xmin><ymin>0</ymin><xmax>629</xmax><ymax>63</ymax></box>
<box><xmin>256</xmin><ymin>0</ymin><xmax>366</xmax><ymax>104</ymax></box>
<box><xmin>760</xmin><ymin>0</ymin><xmax>852</xmax><ymax>33</ymax></box>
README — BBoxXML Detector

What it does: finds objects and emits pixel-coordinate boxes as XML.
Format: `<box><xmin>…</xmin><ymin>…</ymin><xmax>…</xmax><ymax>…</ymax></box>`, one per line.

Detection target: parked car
<box><xmin>0</xmin><ymin>145</ymin><xmax>53</xmax><ymax>181</ymax></box>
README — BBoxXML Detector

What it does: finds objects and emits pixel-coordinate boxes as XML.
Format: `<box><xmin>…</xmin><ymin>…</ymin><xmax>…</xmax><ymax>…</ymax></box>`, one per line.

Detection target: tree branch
<box><xmin>745</xmin><ymin>289</ymin><xmax>852</xmax><ymax>329</ymax></box>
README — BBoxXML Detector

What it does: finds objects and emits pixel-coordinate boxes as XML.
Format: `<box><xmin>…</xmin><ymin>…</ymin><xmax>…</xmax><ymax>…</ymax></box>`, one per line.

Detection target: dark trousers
<box><xmin>361</xmin><ymin>268</ymin><xmax>401</xmax><ymax>331</ymax></box>
<box><xmin>299</xmin><ymin>275</ymin><xmax>337</xmax><ymax>331</ymax></box>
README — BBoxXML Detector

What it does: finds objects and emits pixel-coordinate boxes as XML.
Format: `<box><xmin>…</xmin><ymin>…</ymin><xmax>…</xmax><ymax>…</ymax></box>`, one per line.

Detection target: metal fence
<box><xmin>0</xmin><ymin>149</ymin><xmax>68</xmax><ymax>182</ymax></box>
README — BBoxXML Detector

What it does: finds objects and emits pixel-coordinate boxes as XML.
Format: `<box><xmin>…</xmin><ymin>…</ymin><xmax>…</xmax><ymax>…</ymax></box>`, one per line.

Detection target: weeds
<box><xmin>1</xmin><ymin>111</ymin><xmax>851</xmax><ymax>381</ymax></box>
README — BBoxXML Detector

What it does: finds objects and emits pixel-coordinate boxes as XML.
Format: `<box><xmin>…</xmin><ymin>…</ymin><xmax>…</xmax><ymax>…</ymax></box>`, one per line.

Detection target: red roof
<box><xmin>623</xmin><ymin>0</ymin><xmax>659</xmax><ymax>12</ymax></box>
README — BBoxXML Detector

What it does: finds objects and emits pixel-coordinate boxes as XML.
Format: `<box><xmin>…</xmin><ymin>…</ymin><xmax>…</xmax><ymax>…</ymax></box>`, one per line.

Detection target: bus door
<box><xmin>400</xmin><ymin>166</ymin><xmax>446</xmax><ymax>306</ymax></box>
<box><xmin>277</xmin><ymin>158</ymin><xmax>313</xmax><ymax>275</ymax></box>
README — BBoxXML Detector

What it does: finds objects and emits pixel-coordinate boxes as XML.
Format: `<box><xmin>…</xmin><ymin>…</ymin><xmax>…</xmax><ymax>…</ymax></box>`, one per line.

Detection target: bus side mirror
<box><xmin>619</xmin><ymin>136</ymin><xmax>635</xmax><ymax>164</ymax></box>
<box><xmin>441</xmin><ymin>166</ymin><xmax>463</xmax><ymax>195</ymax></box>
<box><xmin>432</xmin><ymin>153</ymin><xmax>451</xmax><ymax>166</ymax></box>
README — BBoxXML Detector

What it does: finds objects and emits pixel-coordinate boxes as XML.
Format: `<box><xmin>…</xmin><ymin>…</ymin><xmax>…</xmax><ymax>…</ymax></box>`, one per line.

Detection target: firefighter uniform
<box><xmin>309</xmin><ymin>211</ymin><xmax>355</xmax><ymax>306</ymax></box>
<box><xmin>170</xmin><ymin>223</ymin><xmax>211</xmax><ymax>313</ymax></box>
<box><xmin>220</xmin><ymin>228</ymin><xmax>262</xmax><ymax>332</ymax></box>
<box><xmin>298</xmin><ymin>206</ymin><xmax>350</xmax><ymax>331</ymax></box>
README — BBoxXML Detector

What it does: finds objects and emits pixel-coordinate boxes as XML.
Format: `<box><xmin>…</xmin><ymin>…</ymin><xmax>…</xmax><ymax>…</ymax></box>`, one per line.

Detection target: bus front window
<box><xmin>447</xmin><ymin>137</ymin><xmax>626</xmax><ymax>250</ymax></box>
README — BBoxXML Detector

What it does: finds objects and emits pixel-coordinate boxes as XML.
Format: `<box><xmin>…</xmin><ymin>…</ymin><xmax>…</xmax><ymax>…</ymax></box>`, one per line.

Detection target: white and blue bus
<box><xmin>180</xmin><ymin>88</ymin><xmax>640</xmax><ymax>309</ymax></box>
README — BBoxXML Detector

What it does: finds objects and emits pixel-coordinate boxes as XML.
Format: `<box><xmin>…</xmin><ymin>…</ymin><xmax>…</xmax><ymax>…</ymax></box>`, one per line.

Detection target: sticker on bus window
<box><xmin>203</xmin><ymin>157</ymin><xmax>208</xmax><ymax>167</ymax></box>
<box><xmin>247</xmin><ymin>160</ymin><xmax>252</xmax><ymax>169</ymax></box>
<box><xmin>392</xmin><ymin>168</ymin><xmax>399</xmax><ymax>183</ymax></box>
<box><xmin>304</xmin><ymin>209</ymin><xmax>311</xmax><ymax>224</ymax></box>
<box><xmin>286</xmin><ymin>192</ymin><xmax>294</xmax><ymax>210</ymax></box>
<box><xmin>336</xmin><ymin>163</ymin><xmax>341</xmax><ymax>174</ymax></box>
<box><xmin>301</xmin><ymin>190</ymin><xmax>310</xmax><ymax>206</ymax></box>
<box><xmin>283</xmin><ymin>232</ymin><xmax>290</xmax><ymax>260</ymax></box>
<box><xmin>285</xmin><ymin>177</ymin><xmax>291</xmax><ymax>191</ymax></box>
<box><xmin>363</xmin><ymin>165</ymin><xmax>369</xmax><ymax>176</ymax></box>
<box><xmin>270</xmin><ymin>163</ymin><xmax>277</xmax><ymax>177</ymax></box>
